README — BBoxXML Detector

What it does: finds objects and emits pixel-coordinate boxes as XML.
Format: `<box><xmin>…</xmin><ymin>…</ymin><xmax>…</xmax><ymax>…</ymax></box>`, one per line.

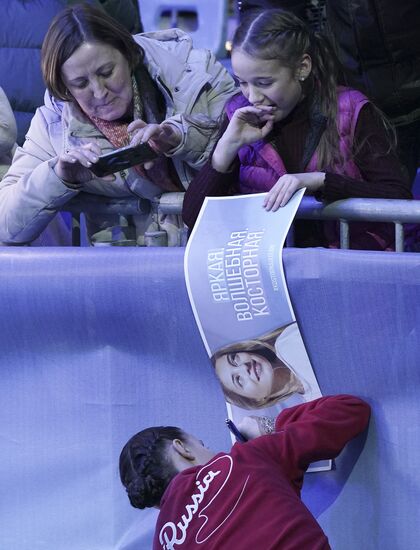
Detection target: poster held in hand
<box><xmin>184</xmin><ymin>190</ymin><xmax>330</xmax><ymax>472</ymax></box>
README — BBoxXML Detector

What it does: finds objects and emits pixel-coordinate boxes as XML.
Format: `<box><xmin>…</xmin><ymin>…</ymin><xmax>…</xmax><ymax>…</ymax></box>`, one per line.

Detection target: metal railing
<box><xmin>289</xmin><ymin>196</ymin><xmax>420</xmax><ymax>251</ymax></box>
<box><xmin>64</xmin><ymin>193</ymin><xmax>420</xmax><ymax>251</ymax></box>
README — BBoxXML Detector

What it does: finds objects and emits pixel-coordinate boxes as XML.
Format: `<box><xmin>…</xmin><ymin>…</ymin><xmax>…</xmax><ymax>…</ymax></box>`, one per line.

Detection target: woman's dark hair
<box><xmin>119</xmin><ymin>426</ymin><xmax>186</xmax><ymax>509</ymax></box>
<box><xmin>41</xmin><ymin>3</ymin><xmax>144</xmax><ymax>100</ymax></box>
<box><xmin>232</xmin><ymin>8</ymin><xmax>343</xmax><ymax>170</ymax></box>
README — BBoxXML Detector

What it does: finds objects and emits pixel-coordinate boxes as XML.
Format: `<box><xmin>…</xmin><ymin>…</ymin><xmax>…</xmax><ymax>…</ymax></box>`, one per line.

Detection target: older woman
<box><xmin>0</xmin><ymin>4</ymin><xmax>235</xmax><ymax>245</ymax></box>
<box><xmin>211</xmin><ymin>323</ymin><xmax>316</xmax><ymax>410</ymax></box>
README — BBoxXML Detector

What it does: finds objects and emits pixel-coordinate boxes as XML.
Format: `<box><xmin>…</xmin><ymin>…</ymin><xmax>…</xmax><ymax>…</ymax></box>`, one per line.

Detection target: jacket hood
<box><xmin>134</xmin><ymin>29</ymin><xmax>194</xmax><ymax>80</ymax></box>
<box><xmin>133</xmin><ymin>29</ymin><xmax>213</xmax><ymax>113</ymax></box>
<box><xmin>43</xmin><ymin>90</ymin><xmax>65</xmax><ymax>117</ymax></box>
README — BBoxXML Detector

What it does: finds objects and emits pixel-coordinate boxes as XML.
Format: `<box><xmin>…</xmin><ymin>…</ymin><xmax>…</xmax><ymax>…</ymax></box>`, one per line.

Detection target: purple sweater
<box><xmin>183</xmin><ymin>96</ymin><xmax>411</xmax><ymax>248</ymax></box>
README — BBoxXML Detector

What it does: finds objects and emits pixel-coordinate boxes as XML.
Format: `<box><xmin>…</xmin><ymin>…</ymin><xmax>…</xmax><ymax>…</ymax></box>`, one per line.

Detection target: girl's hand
<box><xmin>223</xmin><ymin>105</ymin><xmax>275</xmax><ymax>148</ymax></box>
<box><xmin>212</xmin><ymin>105</ymin><xmax>275</xmax><ymax>172</ymax></box>
<box><xmin>237</xmin><ymin>415</ymin><xmax>275</xmax><ymax>440</ymax></box>
<box><xmin>263</xmin><ymin>172</ymin><xmax>326</xmax><ymax>211</ymax></box>
<box><xmin>237</xmin><ymin>416</ymin><xmax>276</xmax><ymax>440</ymax></box>
<box><xmin>54</xmin><ymin>142</ymin><xmax>104</xmax><ymax>184</ymax></box>
<box><xmin>237</xmin><ymin>416</ymin><xmax>264</xmax><ymax>440</ymax></box>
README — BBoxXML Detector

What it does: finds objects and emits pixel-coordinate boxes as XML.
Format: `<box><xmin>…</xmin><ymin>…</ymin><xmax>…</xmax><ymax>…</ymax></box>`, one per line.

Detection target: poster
<box><xmin>184</xmin><ymin>191</ymin><xmax>330</xmax><ymax>472</ymax></box>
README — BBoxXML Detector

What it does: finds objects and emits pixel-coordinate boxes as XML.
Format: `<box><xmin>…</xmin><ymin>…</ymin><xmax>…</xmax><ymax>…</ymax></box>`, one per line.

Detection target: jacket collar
<box><xmin>301</xmin><ymin>93</ymin><xmax>327</xmax><ymax>170</ymax></box>
<box><xmin>259</xmin><ymin>93</ymin><xmax>327</xmax><ymax>172</ymax></box>
<box><xmin>63</xmin><ymin>101</ymin><xmax>104</xmax><ymax>139</ymax></box>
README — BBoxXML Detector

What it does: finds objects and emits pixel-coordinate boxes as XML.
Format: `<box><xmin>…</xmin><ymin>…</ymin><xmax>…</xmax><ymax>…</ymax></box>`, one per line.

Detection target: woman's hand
<box><xmin>237</xmin><ymin>416</ymin><xmax>264</xmax><ymax>440</ymax></box>
<box><xmin>127</xmin><ymin>120</ymin><xmax>182</xmax><ymax>169</ymax></box>
<box><xmin>263</xmin><ymin>172</ymin><xmax>326</xmax><ymax>211</ymax></box>
<box><xmin>54</xmin><ymin>142</ymin><xmax>104</xmax><ymax>184</ymax></box>
<box><xmin>237</xmin><ymin>415</ymin><xmax>275</xmax><ymax>440</ymax></box>
<box><xmin>212</xmin><ymin>105</ymin><xmax>275</xmax><ymax>172</ymax></box>
<box><xmin>128</xmin><ymin>120</ymin><xmax>182</xmax><ymax>153</ymax></box>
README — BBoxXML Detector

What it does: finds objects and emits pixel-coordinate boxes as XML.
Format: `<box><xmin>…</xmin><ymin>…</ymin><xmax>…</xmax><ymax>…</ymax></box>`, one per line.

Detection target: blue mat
<box><xmin>0</xmin><ymin>247</ymin><xmax>419</xmax><ymax>549</ymax></box>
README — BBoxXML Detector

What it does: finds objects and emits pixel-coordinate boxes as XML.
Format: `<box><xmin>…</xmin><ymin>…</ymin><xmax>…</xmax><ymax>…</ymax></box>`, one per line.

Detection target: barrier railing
<box><xmin>64</xmin><ymin>193</ymin><xmax>420</xmax><ymax>251</ymax></box>
<box><xmin>288</xmin><ymin>196</ymin><xmax>420</xmax><ymax>251</ymax></box>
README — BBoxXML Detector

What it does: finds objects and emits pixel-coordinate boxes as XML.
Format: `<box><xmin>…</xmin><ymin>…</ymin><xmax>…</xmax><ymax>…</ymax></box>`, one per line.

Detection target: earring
<box><xmin>300</xmin><ymin>76</ymin><xmax>305</xmax><ymax>82</ymax></box>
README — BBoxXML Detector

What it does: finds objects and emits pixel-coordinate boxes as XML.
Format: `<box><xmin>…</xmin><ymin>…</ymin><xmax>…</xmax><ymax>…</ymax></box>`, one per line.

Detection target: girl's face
<box><xmin>61</xmin><ymin>42</ymin><xmax>133</xmax><ymax>121</ymax></box>
<box><xmin>215</xmin><ymin>351</ymin><xmax>274</xmax><ymax>400</ymax></box>
<box><xmin>231</xmin><ymin>49</ymin><xmax>310</xmax><ymax>122</ymax></box>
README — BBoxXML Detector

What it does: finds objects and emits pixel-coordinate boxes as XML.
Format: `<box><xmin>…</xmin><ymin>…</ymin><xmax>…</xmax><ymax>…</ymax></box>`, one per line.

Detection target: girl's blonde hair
<box><xmin>211</xmin><ymin>324</ymin><xmax>302</xmax><ymax>409</ymax></box>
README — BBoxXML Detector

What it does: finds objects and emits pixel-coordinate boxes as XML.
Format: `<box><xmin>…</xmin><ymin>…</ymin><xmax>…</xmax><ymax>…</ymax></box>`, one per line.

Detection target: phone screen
<box><xmin>90</xmin><ymin>143</ymin><xmax>158</xmax><ymax>177</ymax></box>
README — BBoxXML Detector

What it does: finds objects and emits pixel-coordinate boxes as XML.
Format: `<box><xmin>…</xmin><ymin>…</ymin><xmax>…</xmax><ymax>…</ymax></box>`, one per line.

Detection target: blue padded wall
<box><xmin>0</xmin><ymin>247</ymin><xmax>419</xmax><ymax>549</ymax></box>
<box><xmin>285</xmin><ymin>248</ymin><xmax>420</xmax><ymax>550</ymax></box>
<box><xmin>0</xmin><ymin>248</ymin><xmax>230</xmax><ymax>550</ymax></box>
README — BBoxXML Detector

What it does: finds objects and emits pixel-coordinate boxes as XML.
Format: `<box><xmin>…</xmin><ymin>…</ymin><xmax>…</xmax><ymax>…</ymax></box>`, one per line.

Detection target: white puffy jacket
<box><xmin>0</xmin><ymin>29</ymin><xmax>236</xmax><ymax>244</ymax></box>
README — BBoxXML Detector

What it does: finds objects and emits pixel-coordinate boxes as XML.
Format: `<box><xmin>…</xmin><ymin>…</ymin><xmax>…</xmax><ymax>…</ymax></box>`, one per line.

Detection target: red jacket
<box><xmin>154</xmin><ymin>395</ymin><xmax>370</xmax><ymax>550</ymax></box>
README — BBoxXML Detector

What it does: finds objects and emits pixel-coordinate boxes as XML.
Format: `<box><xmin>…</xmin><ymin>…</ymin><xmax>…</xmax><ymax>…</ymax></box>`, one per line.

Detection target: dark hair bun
<box><xmin>127</xmin><ymin>474</ymin><xmax>165</xmax><ymax>509</ymax></box>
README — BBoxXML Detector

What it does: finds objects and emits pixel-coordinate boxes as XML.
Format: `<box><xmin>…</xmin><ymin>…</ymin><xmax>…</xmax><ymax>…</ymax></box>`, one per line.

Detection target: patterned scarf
<box><xmin>89</xmin><ymin>75</ymin><xmax>181</xmax><ymax>192</ymax></box>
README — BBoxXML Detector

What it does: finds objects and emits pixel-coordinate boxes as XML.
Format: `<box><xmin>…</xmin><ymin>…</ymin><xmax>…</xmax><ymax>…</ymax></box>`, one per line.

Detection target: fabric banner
<box><xmin>184</xmin><ymin>191</ymin><xmax>330</xmax><ymax>471</ymax></box>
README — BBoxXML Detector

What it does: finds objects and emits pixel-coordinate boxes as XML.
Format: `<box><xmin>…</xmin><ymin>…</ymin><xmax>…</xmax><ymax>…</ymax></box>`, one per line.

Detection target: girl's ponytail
<box><xmin>308</xmin><ymin>30</ymin><xmax>342</xmax><ymax>168</ymax></box>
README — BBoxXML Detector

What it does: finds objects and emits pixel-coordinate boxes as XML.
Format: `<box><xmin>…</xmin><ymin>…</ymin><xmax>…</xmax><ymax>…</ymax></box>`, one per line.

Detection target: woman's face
<box><xmin>215</xmin><ymin>351</ymin><xmax>274</xmax><ymax>401</ymax></box>
<box><xmin>231</xmin><ymin>49</ymin><xmax>308</xmax><ymax>122</ymax></box>
<box><xmin>61</xmin><ymin>42</ymin><xmax>133</xmax><ymax>120</ymax></box>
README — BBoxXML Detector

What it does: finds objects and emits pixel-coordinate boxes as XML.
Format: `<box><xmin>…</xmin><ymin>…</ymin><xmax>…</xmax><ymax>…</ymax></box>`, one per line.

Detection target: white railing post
<box><xmin>339</xmin><ymin>220</ymin><xmax>350</xmax><ymax>249</ymax></box>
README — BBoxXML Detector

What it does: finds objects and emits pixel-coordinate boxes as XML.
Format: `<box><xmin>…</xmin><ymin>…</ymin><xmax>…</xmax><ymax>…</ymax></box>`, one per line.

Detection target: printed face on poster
<box><xmin>184</xmin><ymin>191</ymin><xmax>329</xmax><ymax>471</ymax></box>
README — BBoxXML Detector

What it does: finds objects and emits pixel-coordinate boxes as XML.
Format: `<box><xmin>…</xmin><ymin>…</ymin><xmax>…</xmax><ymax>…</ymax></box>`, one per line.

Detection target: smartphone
<box><xmin>225</xmin><ymin>419</ymin><xmax>248</xmax><ymax>443</ymax></box>
<box><xmin>90</xmin><ymin>142</ymin><xmax>158</xmax><ymax>177</ymax></box>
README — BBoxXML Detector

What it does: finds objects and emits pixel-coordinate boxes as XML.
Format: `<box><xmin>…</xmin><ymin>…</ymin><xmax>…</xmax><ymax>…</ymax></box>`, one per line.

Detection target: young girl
<box><xmin>182</xmin><ymin>8</ymin><xmax>412</xmax><ymax>250</ymax></box>
<box><xmin>119</xmin><ymin>395</ymin><xmax>371</xmax><ymax>549</ymax></box>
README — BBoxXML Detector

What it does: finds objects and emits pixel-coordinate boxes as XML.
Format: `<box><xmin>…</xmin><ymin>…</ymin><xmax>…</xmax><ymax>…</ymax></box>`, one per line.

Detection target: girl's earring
<box><xmin>300</xmin><ymin>76</ymin><xmax>305</xmax><ymax>82</ymax></box>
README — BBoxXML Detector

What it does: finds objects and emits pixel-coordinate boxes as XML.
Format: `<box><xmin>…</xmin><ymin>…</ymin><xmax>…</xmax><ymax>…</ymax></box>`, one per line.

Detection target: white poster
<box><xmin>184</xmin><ymin>191</ymin><xmax>330</xmax><ymax>472</ymax></box>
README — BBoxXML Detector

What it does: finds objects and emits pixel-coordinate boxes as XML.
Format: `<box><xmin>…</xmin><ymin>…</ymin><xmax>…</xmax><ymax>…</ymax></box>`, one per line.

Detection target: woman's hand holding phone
<box><xmin>54</xmin><ymin>142</ymin><xmax>114</xmax><ymax>185</ymax></box>
<box><xmin>128</xmin><ymin>119</ymin><xmax>182</xmax><ymax>164</ymax></box>
<box><xmin>54</xmin><ymin>117</ymin><xmax>183</xmax><ymax>183</ymax></box>
<box><xmin>89</xmin><ymin>142</ymin><xmax>158</xmax><ymax>177</ymax></box>
<box><xmin>53</xmin><ymin>143</ymin><xmax>115</xmax><ymax>185</ymax></box>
